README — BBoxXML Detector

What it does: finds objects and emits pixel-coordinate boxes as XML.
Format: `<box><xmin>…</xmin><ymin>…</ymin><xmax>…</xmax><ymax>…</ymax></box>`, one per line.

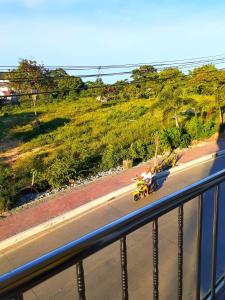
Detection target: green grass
<box><xmin>0</xmin><ymin>95</ymin><xmax>219</xmax><ymax>209</ymax></box>
<box><xmin>1</xmin><ymin>97</ymin><xmax>158</xmax><ymax>154</ymax></box>
<box><xmin>0</xmin><ymin>97</ymin><xmax>160</xmax><ymax>181</ymax></box>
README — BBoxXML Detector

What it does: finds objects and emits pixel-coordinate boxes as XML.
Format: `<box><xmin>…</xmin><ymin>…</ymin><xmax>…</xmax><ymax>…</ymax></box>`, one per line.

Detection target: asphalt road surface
<box><xmin>1</xmin><ymin>156</ymin><xmax>225</xmax><ymax>300</ymax></box>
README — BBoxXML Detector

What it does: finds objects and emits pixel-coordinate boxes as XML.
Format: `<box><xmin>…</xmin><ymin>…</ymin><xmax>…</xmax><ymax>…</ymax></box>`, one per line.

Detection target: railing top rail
<box><xmin>1</xmin><ymin>169</ymin><xmax>225</xmax><ymax>299</ymax></box>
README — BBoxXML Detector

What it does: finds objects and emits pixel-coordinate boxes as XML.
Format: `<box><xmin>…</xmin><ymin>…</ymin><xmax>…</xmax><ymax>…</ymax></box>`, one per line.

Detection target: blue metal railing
<box><xmin>0</xmin><ymin>169</ymin><xmax>225</xmax><ymax>300</ymax></box>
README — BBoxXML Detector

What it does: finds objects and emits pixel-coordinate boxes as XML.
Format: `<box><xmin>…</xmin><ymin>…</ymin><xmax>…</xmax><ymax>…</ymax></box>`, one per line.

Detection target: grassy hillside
<box><xmin>0</xmin><ymin>95</ymin><xmax>219</xmax><ymax>210</ymax></box>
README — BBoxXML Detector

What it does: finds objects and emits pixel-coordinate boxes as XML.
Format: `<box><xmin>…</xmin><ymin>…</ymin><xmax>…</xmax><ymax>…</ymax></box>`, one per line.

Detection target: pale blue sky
<box><xmin>1</xmin><ymin>0</ymin><xmax>225</xmax><ymax>81</ymax></box>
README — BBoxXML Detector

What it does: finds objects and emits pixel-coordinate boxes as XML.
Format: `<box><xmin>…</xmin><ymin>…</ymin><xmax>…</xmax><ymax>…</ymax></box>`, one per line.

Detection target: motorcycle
<box><xmin>132</xmin><ymin>177</ymin><xmax>158</xmax><ymax>202</ymax></box>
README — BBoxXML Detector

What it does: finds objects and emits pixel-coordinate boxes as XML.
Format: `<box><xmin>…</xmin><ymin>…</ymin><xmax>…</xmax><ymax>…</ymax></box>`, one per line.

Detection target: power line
<box><xmin>1</xmin><ymin>54</ymin><xmax>225</xmax><ymax>72</ymax></box>
<box><xmin>1</xmin><ymin>66</ymin><xmax>225</xmax><ymax>99</ymax></box>
<box><xmin>3</xmin><ymin>60</ymin><xmax>225</xmax><ymax>85</ymax></box>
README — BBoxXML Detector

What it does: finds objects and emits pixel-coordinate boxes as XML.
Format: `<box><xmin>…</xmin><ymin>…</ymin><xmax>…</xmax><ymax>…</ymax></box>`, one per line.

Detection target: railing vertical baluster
<box><xmin>13</xmin><ymin>295</ymin><xmax>24</xmax><ymax>300</ymax></box>
<box><xmin>178</xmin><ymin>205</ymin><xmax>184</xmax><ymax>300</ymax></box>
<box><xmin>76</xmin><ymin>261</ymin><xmax>86</xmax><ymax>300</ymax></box>
<box><xmin>211</xmin><ymin>185</ymin><xmax>220</xmax><ymax>299</ymax></box>
<box><xmin>152</xmin><ymin>219</ymin><xmax>159</xmax><ymax>300</ymax></box>
<box><xmin>196</xmin><ymin>194</ymin><xmax>203</xmax><ymax>300</ymax></box>
<box><xmin>120</xmin><ymin>236</ymin><xmax>129</xmax><ymax>300</ymax></box>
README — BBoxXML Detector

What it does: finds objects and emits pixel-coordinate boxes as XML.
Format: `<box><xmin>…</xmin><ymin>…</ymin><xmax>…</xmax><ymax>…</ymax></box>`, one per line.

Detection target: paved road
<box><xmin>1</xmin><ymin>156</ymin><xmax>225</xmax><ymax>300</ymax></box>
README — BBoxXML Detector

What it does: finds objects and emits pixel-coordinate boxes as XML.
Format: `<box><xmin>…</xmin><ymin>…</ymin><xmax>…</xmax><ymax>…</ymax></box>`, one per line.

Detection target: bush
<box><xmin>43</xmin><ymin>158</ymin><xmax>72</xmax><ymax>189</ymax></box>
<box><xmin>159</xmin><ymin>127</ymin><xmax>191</xmax><ymax>152</ymax></box>
<box><xmin>166</xmin><ymin>127</ymin><xmax>183</xmax><ymax>149</ymax></box>
<box><xmin>101</xmin><ymin>144</ymin><xmax>126</xmax><ymax>170</ymax></box>
<box><xmin>34</xmin><ymin>149</ymin><xmax>79</xmax><ymax>189</ymax></box>
<box><xmin>128</xmin><ymin>141</ymin><xmax>148</xmax><ymax>160</ymax></box>
<box><xmin>180</xmin><ymin>133</ymin><xmax>191</xmax><ymax>148</ymax></box>
<box><xmin>0</xmin><ymin>166</ymin><xmax>16</xmax><ymax>211</ymax></box>
<box><xmin>186</xmin><ymin>117</ymin><xmax>217</xmax><ymax>140</ymax></box>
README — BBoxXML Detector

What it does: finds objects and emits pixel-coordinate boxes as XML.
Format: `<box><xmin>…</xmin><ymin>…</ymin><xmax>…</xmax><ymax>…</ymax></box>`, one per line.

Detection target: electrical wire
<box><xmin>1</xmin><ymin>54</ymin><xmax>225</xmax><ymax>72</ymax></box>
<box><xmin>2</xmin><ymin>57</ymin><xmax>225</xmax><ymax>85</ymax></box>
<box><xmin>1</xmin><ymin>66</ymin><xmax>225</xmax><ymax>99</ymax></box>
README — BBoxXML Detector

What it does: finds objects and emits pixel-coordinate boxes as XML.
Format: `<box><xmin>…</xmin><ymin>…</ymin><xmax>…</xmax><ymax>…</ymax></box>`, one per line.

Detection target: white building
<box><xmin>0</xmin><ymin>80</ymin><xmax>11</xmax><ymax>97</ymax></box>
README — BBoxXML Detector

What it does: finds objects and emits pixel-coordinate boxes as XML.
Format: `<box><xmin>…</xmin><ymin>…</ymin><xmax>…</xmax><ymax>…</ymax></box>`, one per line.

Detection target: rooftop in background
<box><xmin>0</xmin><ymin>81</ymin><xmax>11</xmax><ymax>97</ymax></box>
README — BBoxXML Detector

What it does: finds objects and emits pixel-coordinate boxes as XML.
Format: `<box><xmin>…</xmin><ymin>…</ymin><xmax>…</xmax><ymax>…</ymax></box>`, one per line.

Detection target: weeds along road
<box><xmin>1</xmin><ymin>155</ymin><xmax>225</xmax><ymax>300</ymax></box>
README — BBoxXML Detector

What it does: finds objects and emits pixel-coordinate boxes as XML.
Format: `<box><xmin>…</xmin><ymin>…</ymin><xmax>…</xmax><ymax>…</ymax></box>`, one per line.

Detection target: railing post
<box><xmin>76</xmin><ymin>261</ymin><xmax>86</xmax><ymax>300</ymax></box>
<box><xmin>152</xmin><ymin>219</ymin><xmax>159</xmax><ymax>300</ymax></box>
<box><xmin>120</xmin><ymin>236</ymin><xmax>129</xmax><ymax>300</ymax></box>
<box><xmin>178</xmin><ymin>205</ymin><xmax>184</xmax><ymax>300</ymax></box>
<box><xmin>0</xmin><ymin>171</ymin><xmax>224</xmax><ymax>300</ymax></box>
<box><xmin>13</xmin><ymin>295</ymin><xmax>24</xmax><ymax>300</ymax></box>
<box><xmin>196</xmin><ymin>194</ymin><xmax>203</xmax><ymax>300</ymax></box>
<box><xmin>211</xmin><ymin>185</ymin><xmax>220</xmax><ymax>299</ymax></box>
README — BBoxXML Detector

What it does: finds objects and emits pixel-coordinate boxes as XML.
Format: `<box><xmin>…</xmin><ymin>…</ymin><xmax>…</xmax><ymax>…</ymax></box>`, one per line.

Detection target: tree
<box><xmin>49</xmin><ymin>68</ymin><xmax>67</xmax><ymax>78</ymax></box>
<box><xmin>158</xmin><ymin>68</ymin><xmax>186</xmax><ymax>90</ymax></box>
<box><xmin>57</xmin><ymin>75</ymin><xmax>85</xmax><ymax>98</ymax></box>
<box><xmin>153</xmin><ymin>68</ymin><xmax>188</xmax><ymax>128</ymax></box>
<box><xmin>157</xmin><ymin>85</ymin><xmax>184</xmax><ymax>128</ymax></box>
<box><xmin>85</xmin><ymin>78</ymin><xmax>105</xmax><ymax>98</ymax></box>
<box><xmin>6</xmin><ymin>59</ymin><xmax>55</xmax><ymax>94</ymax></box>
<box><xmin>131</xmin><ymin>65</ymin><xmax>157</xmax><ymax>81</ymax></box>
<box><xmin>215</xmin><ymin>84</ymin><xmax>225</xmax><ymax>125</ymax></box>
<box><xmin>6</xmin><ymin>59</ymin><xmax>56</xmax><ymax>124</ymax></box>
<box><xmin>130</xmin><ymin>65</ymin><xmax>159</xmax><ymax>98</ymax></box>
<box><xmin>189</xmin><ymin>65</ymin><xmax>219</xmax><ymax>95</ymax></box>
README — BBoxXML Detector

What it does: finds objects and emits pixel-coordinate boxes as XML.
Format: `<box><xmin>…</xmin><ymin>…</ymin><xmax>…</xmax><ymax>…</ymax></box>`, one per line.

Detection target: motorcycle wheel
<box><xmin>133</xmin><ymin>194</ymin><xmax>140</xmax><ymax>202</ymax></box>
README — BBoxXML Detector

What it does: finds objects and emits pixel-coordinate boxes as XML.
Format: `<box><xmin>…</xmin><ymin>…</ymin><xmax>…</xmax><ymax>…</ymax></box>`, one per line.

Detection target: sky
<box><xmin>1</xmin><ymin>0</ymin><xmax>225</xmax><ymax>81</ymax></box>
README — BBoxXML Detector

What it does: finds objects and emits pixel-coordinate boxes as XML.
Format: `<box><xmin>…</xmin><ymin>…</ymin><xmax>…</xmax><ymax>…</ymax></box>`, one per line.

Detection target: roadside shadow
<box><xmin>154</xmin><ymin>153</ymin><xmax>179</xmax><ymax>190</ymax></box>
<box><xmin>156</xmin><ymin>173</ymin><xmax>169</xmax><ymax>190</ymax></box>
<box><xmin>199</xmin><ymin>124</ymin><xmax>225</xmax><ymax>298</ymax></box>
<box><xmin>162</xmin><ymin>123</ymin><xmax>225</xmax><ymax>299</ymax></box>
<box><xmin>13</xmin><ymin>118</ymin><xmax>70</xmax><ymax>142</ymax></box>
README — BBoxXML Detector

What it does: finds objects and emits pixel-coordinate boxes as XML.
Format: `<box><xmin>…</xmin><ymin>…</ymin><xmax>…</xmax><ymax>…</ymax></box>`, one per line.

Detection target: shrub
<box><xmin>101</xmin><ymin>144</ymin><xmax>126</xmax><ymax>170</ymax></box>
<box><xmin>128</xmin><ymin>141</ymin><xmax>148</xmax><ymax>161</ymax></box>
<box><xmin>44</xmin><ymin>157</ymin><xmax>72</xmax><ymax>189</ymax></box>
<box><xmin>180</xmin><ymin>133</ymin><xmax>191</xmax><ymax>148</ymax></box>
<box><xmin>186</xmin><ymin>117</ymin><xmax>217</xmax><ymax>140</ymax></box>
<box><xmin>0</xmin><ymin>166</ymin><xmax>16</xmax><ymax>211</ymax></box>
<box><xmin>159</xmin><ymin>127</ymin><xmax>191</xmax><ymax>152</ymax></box>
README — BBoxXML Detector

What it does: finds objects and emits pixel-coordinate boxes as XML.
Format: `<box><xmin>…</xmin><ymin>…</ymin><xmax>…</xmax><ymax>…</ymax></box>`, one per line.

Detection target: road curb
<box><xmin>0</xmin><ymin>148</ymin><xmax>225</xmax><ymax>251</ymax></box>
<box><xmin>0</xmin><ymin>184</ymin><xmax>135</xmax><ymax>251</ymax></box>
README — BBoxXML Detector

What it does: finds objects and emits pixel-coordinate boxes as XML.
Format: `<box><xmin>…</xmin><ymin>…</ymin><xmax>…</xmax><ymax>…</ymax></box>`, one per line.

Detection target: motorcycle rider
<box><xmin>140</xmin><ymin>167</ymin><xmax>154</xmax><ymax>194</ymax></box>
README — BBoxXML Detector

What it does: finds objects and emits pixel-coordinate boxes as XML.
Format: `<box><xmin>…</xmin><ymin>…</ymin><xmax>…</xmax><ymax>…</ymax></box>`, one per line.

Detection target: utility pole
<box><xmin>31</xmin><ymin>88</ymin><xmax>40</xmax><ymax>127</ymax></box>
